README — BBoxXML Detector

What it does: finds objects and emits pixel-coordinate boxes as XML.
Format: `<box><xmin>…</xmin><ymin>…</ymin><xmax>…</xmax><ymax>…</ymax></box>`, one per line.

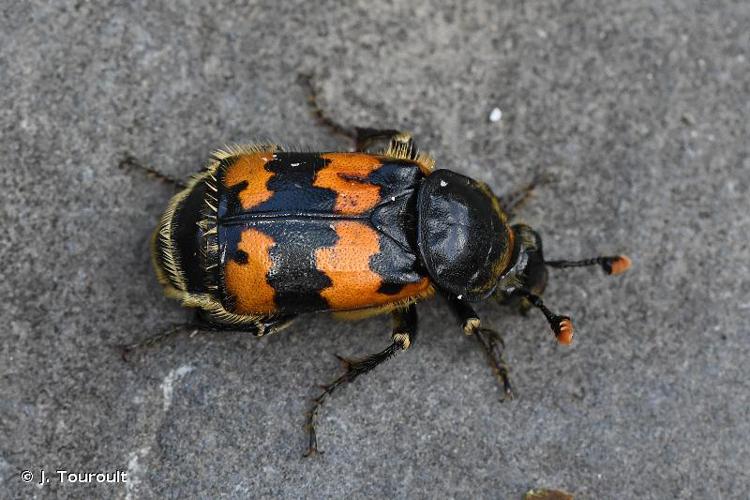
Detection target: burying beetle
<box><xmin>123</xmin><ymin>77</ymin><xmax>631</xmax><ymax>456</ymax></box>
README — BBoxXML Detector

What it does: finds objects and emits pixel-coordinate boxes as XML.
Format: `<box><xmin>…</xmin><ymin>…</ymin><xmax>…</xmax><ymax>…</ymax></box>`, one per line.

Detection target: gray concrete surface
<box><xmin>1</xmin><ymin>1</ymin><xmax>748</xmax><ymax>498</ymax></box>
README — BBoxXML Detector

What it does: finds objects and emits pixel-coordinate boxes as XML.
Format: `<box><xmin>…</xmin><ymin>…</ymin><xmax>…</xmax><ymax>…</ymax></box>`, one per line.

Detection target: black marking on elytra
<box><xmin>367</xmin><ymin>159</ymin><xmax>426</xmax><ymax>295</ymax></box>
<box><xmin>253</xmin><ymin>153</ymin><xmax>337</xmax><ymax>214</ymax></box>
<box><xmin>218</xmin><ymin>220</ymin><xmax>338</xmax><ymax>314</ymax></box>
<box><xmin>366</xmin><ymin>159</ymin><xmax>424</xmax><ymax>201</ymax></box>
<box><xmin>221</xmin><ymin>180</ymin><xmax>249</xmax><ymax>219</ymax></box>
<box><xmin>371</xmin><ymin>229</ymin><xmax>424</xmax><ymax>296</ymax></box>
<box><xmin>369</xmin><ymin>160</ymin><xmax>423</xmax><ymax>251</ymax></box>
<box><xmin>218</xmin><ymin>224</ymin><xmax>246</xmax><ymax>312</ymax></box>
<box><xmin>234</xmin><ymin>249</ymin><xmax>248</xmax><ymax>265</ymax></box>
<box><xmin>217</xmin><ymin>156</ymin><xmax>243</xmax><ymax>219</ymax></box>
<box><xmin>262</xmin><ymin>220</ymin><xmax>337</xmax><ymax>312</ymax></box>
<box><xmin>172</xmin><ymin>182</ymin><xmax>207</xmax><ymax>293</ymax></box>
<box><xmin>377</xmin><ymin>282</ymin><xmax>408</xmax><ymax>295</ymax></box>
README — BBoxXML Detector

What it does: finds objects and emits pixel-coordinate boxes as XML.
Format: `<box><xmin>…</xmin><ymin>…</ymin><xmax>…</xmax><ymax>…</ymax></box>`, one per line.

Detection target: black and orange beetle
<box><xmin>129</xmin><ymin>95</ymin><xmax>630</xmax><ymax>456</ymax></box>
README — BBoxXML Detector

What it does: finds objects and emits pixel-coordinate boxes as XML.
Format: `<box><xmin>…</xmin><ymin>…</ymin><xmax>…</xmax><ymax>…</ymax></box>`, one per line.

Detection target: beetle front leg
<box><xmin>304</xmin><ymin>304</ymin><xmax>417</xmax><ymax>457</ymax></box>
<box><xmin>446</xmin><ymin>295</ymin><xmax>514</xmax><ymax>400</ymax></box>
<box><xmin>499</xmin><ymin>173</ymin><xmax>550</xmax><ymax>219</ymax></box>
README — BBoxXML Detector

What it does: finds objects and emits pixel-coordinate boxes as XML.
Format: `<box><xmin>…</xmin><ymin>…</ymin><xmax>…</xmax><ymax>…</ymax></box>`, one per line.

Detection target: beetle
<box><xmin>127</xmin><ymin>87</ymin><xmax>630</xmax><ymax>456</ymax></box>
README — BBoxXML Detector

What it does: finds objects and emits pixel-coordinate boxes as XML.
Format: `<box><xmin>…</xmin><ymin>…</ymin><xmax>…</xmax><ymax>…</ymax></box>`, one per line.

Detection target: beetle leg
<box><xmin>118</xmin><ymin>313</ymin><xmax>294</xmax><ymax>361</ymax></box>
<box><xmin>303</xmin><ymin>304</ymin><xmax>417</xmax><ymax>457</ymax></box>
<box><xmin>299</xmin><ymin>74</ymin><xmax>414</xmax><ymax>153</ymax></box>
<box><xmin>299</xmin><ymin>73</ymin><xmax>351</xmax><ymax>142</ymax></box>
<box><xmin>473</xmin><ymin>327</ymin><xmax>514</xmax><ymax>400</ymax></box>
<box><xmin>197</xmin><ymin>312</ymin><xmax>296</xmax><ymax>338</ymax></box>
<box><xmin>254</xmin><ymin>315</ymin><xmax>296</xmax><ymax>337</ymax></box>
<box><xmin>118</xmin><ymin>154</ymin><xmax>187</xmax><ymax>188</ymax></box>
<box><xmin>117</xmin><ymin>323</ymin><xmax>192</xmax><ymax>361</ymax></box>
<box><xmin>357</xmin><ymin>128</ymin><xmax>414</xmax><ymax>154</ymax></box>
<box><xmin>446</xmin><ymin>295</ymin><xmax>514</xmax><ymax>400</ymax></box>
<box><xmin>499</xmin><ymin>173</ymin><xmax>550</xmax><ymax>219</ymax></box>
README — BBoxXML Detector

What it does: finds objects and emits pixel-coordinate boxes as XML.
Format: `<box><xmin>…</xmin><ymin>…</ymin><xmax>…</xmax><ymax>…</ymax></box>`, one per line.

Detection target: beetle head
<box><xmin>494</xmin><ymin>223</ymin><xmax>630</xmax><ymax>345</ymax></box>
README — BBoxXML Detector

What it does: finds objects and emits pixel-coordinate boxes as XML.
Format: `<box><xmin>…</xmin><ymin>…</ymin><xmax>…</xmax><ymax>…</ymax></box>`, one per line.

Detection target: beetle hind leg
<box><xmin>117</xmin><ymin>323</ymin><xmax>194</xmax><ymax>362</ymax></box>
<box><xmin>118</xmin><ymin>154</ymin><xmax>187</xmax><ymax>188</ymax></box>
<box><xmin>118</xmin><ymin>312</ymin><xmax>294</xmax><ymax>361</ymax></box>
<box><xmin>304</xmin><ymin>305</ymin><xmax>417</xmax><ymax>457</ymax></box>
<box><xmin>116</xmin><ymin>316</ymin><xmax>227</xmax><ymax>362</ymax></box>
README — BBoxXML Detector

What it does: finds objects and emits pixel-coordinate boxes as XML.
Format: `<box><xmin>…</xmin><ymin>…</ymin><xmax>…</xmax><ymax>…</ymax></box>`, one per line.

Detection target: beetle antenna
<box><xmin>520</xmin><ymin>291</ymin><xmax>573</xmax><ymax>345</ymax></box>
<box><xmin>545</xmin><ymin>255</ymin><xmax>631</xmax><ymax>276</ymax></box>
